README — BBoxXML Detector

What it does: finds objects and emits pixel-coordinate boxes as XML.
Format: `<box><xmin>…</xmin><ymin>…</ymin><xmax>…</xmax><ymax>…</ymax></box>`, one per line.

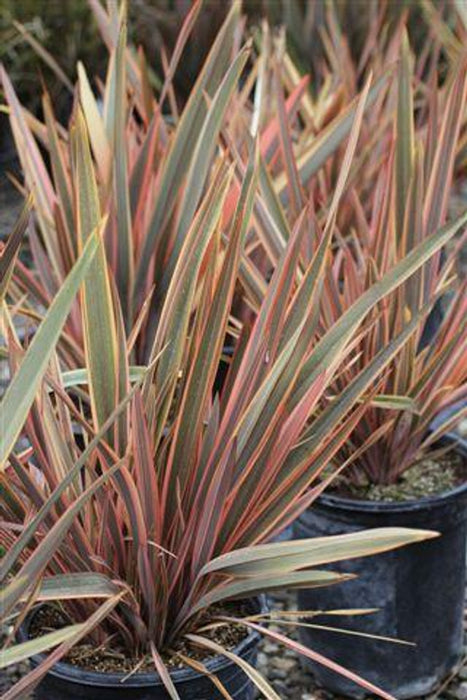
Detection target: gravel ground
<box><xmin>255</xmin><ymin>590</ymin><xmax>467</xmax><ymax>700</ymax></box>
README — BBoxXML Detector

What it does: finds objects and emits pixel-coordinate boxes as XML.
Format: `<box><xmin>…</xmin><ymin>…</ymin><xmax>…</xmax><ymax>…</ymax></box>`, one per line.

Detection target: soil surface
<box><xmin>332</xmin><ymin>449</ymin><xmax>467</xmax><ymax>503</ymax></box>
<box><xmin>27</xmin><ymin>599</ymin><xmax>254</xmax><ymax>674</ymax></box>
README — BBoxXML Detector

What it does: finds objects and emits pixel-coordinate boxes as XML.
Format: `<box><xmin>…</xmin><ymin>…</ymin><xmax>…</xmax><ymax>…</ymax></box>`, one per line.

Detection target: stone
<box><xmin>272</xmin><ymin>668</ymin><xmax>288</xmax><ymax>680</ymax></box>
<box><xmin>273</xmin><ymin>657</ymin><xmax>296</xmax><ymax>672</ymax></box>
<box><xmin>453</xmin><ymin>683</ymin><xmax>467</xmax><ymax>700</ymax></box>
<box><xmin>272</xmin><ymin>679</ymin><xmax>288</xmax><ymax>694</ymax></box>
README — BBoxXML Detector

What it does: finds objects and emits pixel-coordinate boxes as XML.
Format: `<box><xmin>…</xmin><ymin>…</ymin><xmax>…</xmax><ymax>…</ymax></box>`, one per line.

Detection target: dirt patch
<box><xmin>332</xmin><ymin>449</ymin><xmax>466</xmax><ymax>502</ymax></box>
<box><xmin>28</xmin><ymin>599</ymin><xmax>256</xmax><ymax>674</ymax></box>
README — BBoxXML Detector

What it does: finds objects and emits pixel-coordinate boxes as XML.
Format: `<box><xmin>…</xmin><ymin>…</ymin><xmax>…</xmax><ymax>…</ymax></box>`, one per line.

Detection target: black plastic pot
<box><xmin>20</xmin><ymin>598</ymin><xmax>265</xmax><ymax>700</ymax></box>
<box><xmin>293</xmin><ymin>443</ymin><xmax>467</xmax><ymax>698</ymax></box>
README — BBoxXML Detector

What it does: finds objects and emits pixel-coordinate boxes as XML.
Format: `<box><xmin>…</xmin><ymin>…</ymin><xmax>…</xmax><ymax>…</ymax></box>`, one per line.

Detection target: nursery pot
<box><xmin>293</xmin><ymin>442</ymin><xmax>467</xmax><ymax>699</ymax></box>
<box><xmin>19</xmin><ymin>598</ymin><xmax>265</xmax><ymax>700</ymax></box>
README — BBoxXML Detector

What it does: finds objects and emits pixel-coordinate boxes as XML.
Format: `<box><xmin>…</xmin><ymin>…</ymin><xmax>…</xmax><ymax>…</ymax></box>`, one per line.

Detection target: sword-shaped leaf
<box><xmin>395</xmin><ymin>30</ymin><xmax>414</xmax><ymax>242</ymax></box>
<box><xmin>72</xmin><ymin>110</ymin><xmax>120</xmax><ymax>431</ymax></box>
<box><xmin>200</xmin><ymin>528</ymin><xmax>438</xmax><ymax>578</ymax></box>
<box><xmin>0</xmin><ymin>197</ymin><xmax>31</xmax><ymax>302</ymax></box>
<box><xmin>135</xmin><ymin>1</ymin><xmax>241</xmax><ymax>304</ymax></box>
<box><xmin>0</xmin><ymin>625</ymin><xmax>84</xmax><ymax>670</ymax></box>
<box><xmin>192</xmin><ymin>571</ymin><xmax>354</xmax><ymax>614</ymax></box>
<box><xmin>0</xmin><ymin>231</ymin><xmax>99</xmax><ymax>469</ymax></box>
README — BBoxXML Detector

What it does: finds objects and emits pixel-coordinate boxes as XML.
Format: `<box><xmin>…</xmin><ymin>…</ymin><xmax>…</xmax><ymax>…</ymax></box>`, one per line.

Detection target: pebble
<box><xmin>453</xmin><ymin>683</ymin><xmax>467</xmax><ymax>700</ymax></box>
<box><xmin>273</xmin><ymin>657</ymin><xmax>296</xmax><ymax>673</ymax></box>
<box><xmin>272</xmin><ymin>680</ymin><xmax>289</xmax><ymax>694</ymax></box>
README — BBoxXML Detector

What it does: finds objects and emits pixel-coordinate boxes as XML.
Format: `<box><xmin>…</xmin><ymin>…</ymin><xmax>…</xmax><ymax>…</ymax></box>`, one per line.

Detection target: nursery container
<box><xmin>20</xmin><ymin>598</ymin><xmax>265</xmax><ymax>700</ymax></box>
<box><xmin>293</xmin><ymin>441</ymin><xmax>467</xmax><ymax>698</ymax></box>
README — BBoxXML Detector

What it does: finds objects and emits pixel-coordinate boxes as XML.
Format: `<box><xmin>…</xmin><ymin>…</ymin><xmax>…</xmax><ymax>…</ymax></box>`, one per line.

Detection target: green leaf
<box><xmin>454</xmin><ymin>0</ymin><xmax>467</xmax><ymax>28</ymax></box>
<box><xmin>200</xmin><ymin>528</ymin><xmax>438</xmax><ymax>578</ymax></box>
<box><xmin>0</xmin><ymin>361</ymin><xmax>159</xmax><ymax>581</ymax></box>
<box><xmin>172</xmin><ymin>47</ymin><xmax>250</xmax><ymax>267</ymax></box>
<box><xmin>259</xmin><ymin>305</ymin><xmax>435</xmax><ymax>530</ymax></box>
<box><xmin>0</xmin><ymin>232</ymin><xmax>99</xmax><ymax>470</ymax></box>
<box><xmin>19</xmin><ymin>573</ymin><xmax>121</xmax><ymax>602</ymax></box>
<box><xmin>73</xmin><ymin>110</ymin><xmax>120</xmax><ymax>431</ymax></box>
<box><xmin>0</xmin><ymin>196</ymin><xmax>31</xmax><ymax>302</ymax></box>
<box><xmin>60</xmin><ymin>366</ymin><xmax>145</xmax><ymax>388</ymax></box>
<box><xmin>146</xmin><ymin>168</ymin><xmax>231</xmax><ymax>438</ymax></box>
<box><xmin>78</xmin><ymin>62</ymin><xmax>110</xmax><ymax>179</ymax></box>
<box><xmin>370</xmin><ymin>394</ymin><xmax>419</xmax><ymax>413</ymax></box>
<box><xmin>275</xmin><ymin>72</ymin><xmax>391</xmax><ymax>199</ymax></box>
<box><xmin>42</xmin><ymin>94</ymin><xmax>75</xmax><ymax>252</ymax></box>
<box><xmin>192</xmin><ymin>570</ymin><xmax>353</xmax><ymax>614</ymax></box>
<box><xmin>169</xmin><ymin>147</ymin><xmax>258</xmax><ymax>493</ymax></box>
<box><xmin>395</xmin><ymin>30</ymin><xmax>414</xmax><ymax>242</ymax></box>
<box><xmin>134</xmin><ymin>1</ymin><xmax>241</xmax><ymax>306</ymax></box>
<box><xmin>112</xmin><ymin>19</ymin><xmax>134</xmax><ymax>317</ymax></box>
<box><xmin>1</xmin><ymin>459</ymin><xmax>125</xmax><ymax>615</ymax></box>
<box><xmin>0</xmin><ymin>625</ymin><xmax>84</xmax><ymax>669</ymax></box>
<box><xmin>292</xmin><ymin>210</ymin><xmax>467</xmax><ymax>409</ymax></box>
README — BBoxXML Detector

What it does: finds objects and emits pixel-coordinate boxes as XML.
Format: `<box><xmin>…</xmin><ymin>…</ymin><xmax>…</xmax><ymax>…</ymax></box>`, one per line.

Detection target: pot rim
<box><xmin>19</xmin><ymin>596</ymin><xmax>267</xmax><ymax>688</ymax></box>
<box><xmin>318</xmin><ymin>439</ymin><xmax>467</xmax><ymax>515</ymax></box>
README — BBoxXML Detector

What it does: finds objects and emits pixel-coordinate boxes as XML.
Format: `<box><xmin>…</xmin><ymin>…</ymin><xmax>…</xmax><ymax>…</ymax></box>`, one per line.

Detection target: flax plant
<box><xmin>1</xmin><ymin>4</ymin><xmax>467</xmax><ymax>699</ymax></box>
<box><xmin>237</xmin><ymin>22</ymin><xmax>467</xmax><ymax>487</ymax></box>
<box><xmin>2</xmin><ymin>86</ymin><xmax>467</xmax><ymax>700</ymax></box>
<box><xmin>315</xmin><ymin>33</ymin><xmax>467</xmax><ymax>486</ymax></box>
<box><xmin>2</xmin><ymin>1</ymin><xmax>252</xmax><ymax>364</ymax></box>
<box><xmin>1</xmin><ymin>0</ymin><xmax>406</xmax><ymax>364</ymax></box>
